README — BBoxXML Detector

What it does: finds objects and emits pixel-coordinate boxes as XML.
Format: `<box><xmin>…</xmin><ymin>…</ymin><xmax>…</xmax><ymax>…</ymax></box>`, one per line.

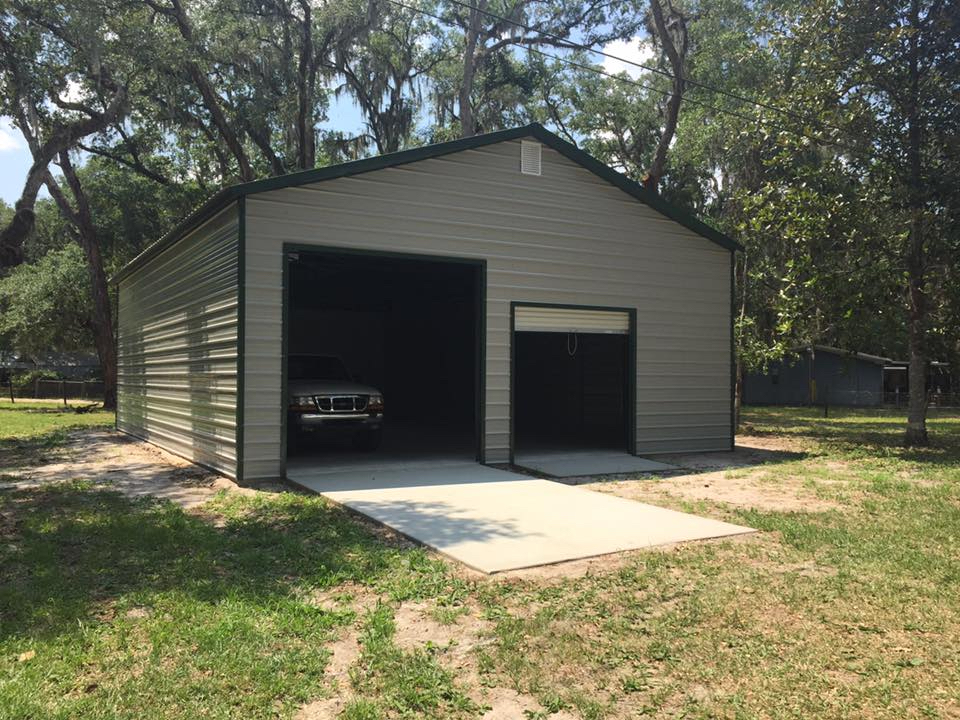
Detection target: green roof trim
<box><xmin>112</xmin><ymin>123</ymin><xmax>741</xmax><ymax>283</ymax></box>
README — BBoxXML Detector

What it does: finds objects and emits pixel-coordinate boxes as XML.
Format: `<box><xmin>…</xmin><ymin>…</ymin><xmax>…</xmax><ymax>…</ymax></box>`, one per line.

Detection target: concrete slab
<box><xmin>287</xmin><ymin>461</ymin><xmax>753</xmax><ymax>573</ymax></box>
<box><xmin>515</xmin><ymin>450</ymin><xmax>676</xmax><ymax>477</ymax></box>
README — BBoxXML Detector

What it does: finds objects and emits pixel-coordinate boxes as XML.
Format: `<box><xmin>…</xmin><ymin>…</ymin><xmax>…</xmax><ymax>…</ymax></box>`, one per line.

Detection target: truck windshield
<box><xmin>289</xmin><ymin>356</ymin><xmax>351</xmax><ymax>381</ymax></box>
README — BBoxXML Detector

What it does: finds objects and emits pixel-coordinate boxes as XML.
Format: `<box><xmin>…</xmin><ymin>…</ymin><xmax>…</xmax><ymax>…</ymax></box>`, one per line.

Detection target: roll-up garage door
<box><xmin>514</xmin><ymin>306</ymin><xmax>630</xmax><ymax>334</ymax></box>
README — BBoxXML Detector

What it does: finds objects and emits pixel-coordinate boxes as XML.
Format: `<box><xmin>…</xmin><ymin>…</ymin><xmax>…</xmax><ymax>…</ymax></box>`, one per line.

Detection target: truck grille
<box><xmin>316</xmin><ymin>395</ymin><xmax>368</xmax><ymax>413</ymax></box>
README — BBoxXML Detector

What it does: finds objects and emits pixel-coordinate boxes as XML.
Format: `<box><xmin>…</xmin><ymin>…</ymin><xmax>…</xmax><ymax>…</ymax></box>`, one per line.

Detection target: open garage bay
<box><xmin>285</xmin><ymin>250</ymin><xmax>481</xmax><ymax>469</ymax></box>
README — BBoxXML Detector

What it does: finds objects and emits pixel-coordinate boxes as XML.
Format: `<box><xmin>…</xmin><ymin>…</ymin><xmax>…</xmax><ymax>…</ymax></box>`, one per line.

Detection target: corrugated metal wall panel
<box><xmin>242</xmin><ymin>140</ymin><xmax>731</xmax><ymax>480</ymax></box>
<box><xmin>118</xmin><ymin>206</ymin><xmax>240</xmax><ymax>477</ymax></box>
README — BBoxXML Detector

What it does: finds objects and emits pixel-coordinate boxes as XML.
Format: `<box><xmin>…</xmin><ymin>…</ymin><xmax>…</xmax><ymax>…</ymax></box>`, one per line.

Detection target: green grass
<box><xmin>0</xmin><ymin>485</ymin><xmax>468</xmax><ymax>719</ymax></box>
<box><xmin>2</xmin><ymin>404</ymin><xmax>959</xmax><ymax>718</ymax></box>
<box><xmin>346</xmin><ymin>604</ymin><xmax>479</xmax><ymax>718</ymax></box>
<box><xmin>0</xmin><ymin>400</ymin><xmax>114</xmax><ymax>469</ymax></box>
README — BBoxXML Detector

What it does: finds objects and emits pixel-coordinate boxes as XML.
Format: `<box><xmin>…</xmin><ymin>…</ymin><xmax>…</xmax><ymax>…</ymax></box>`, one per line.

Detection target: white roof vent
<box><xmin>520</xmin><ymin>140</ymin><xmax>541</xmax><ymax>176</ymax></box>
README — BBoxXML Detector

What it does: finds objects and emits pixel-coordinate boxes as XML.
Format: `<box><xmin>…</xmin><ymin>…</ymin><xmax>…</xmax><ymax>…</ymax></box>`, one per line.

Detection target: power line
<box><xmin>385</xmin><ymin>0</ymin><xmax>848</xmax><ymax>150</ymax></box>
<box><xmin>436</xmin><ymin>0</ymin><xmax>847</xmax><ymax>136</ymax></box>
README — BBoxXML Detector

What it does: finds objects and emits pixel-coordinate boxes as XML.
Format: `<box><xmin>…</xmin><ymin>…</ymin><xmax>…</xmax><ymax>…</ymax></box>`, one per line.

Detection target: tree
<box><xmin>437</xmin><ymin>0</ymin><xmax>643</xmax><ymax>138</ymax></box>
<box><xmin>550</xmin><ymin>0</ymin><xmax>958</xmax><ymax>439</ymax></box>
<box><xmin>644</xmin><ymin>0</ymin><xmax>689</xmax><ymax>190</ymax></box>
<box><xmin>330</xmin><ymin>2</ymin><xmax>444</xmax><ymax>154</ymax></box>
<box><xmin>0</xmin><ymin>1</ymin><xmax>130</xmax><ymax>266</ymax></box>
<box><xmin>778</xmin><ymin>0</ymin><xmax>959</xmax><ymax>444</ymax></box>
<box><xmin>43</xmin><ymin>154</ymin><xmax>117</xmax><ymax>409</ymax></box>
<box><xmin>0</xmin><ymin>244</ymin><xmax>94</xmax><ymax>356</ymax></box>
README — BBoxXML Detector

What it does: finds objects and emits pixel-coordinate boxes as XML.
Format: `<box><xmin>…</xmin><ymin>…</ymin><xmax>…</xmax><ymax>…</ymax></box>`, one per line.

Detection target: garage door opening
<box><xmin>284</xmin><ymin>249</ymin><xmax>482</xmax><ymax>469</ymax></box>
<box><xmin>512</xmin><ymin>305</ymin><xmax>634</xmax><ymax>461</ymax></box>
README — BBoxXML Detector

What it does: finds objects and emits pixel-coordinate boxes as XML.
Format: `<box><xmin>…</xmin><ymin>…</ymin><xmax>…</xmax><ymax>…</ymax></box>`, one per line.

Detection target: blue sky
<box><xmin>0</xmin><ymin>118</ymin><xmax>34</xmax><ymax>206</ymax></box>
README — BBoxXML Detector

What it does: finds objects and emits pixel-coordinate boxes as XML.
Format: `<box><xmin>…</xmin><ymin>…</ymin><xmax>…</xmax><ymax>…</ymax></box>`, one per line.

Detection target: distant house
<box><xmin>743</xmin><ymin>345</ymin><xmax>890</xmax><ymax>407</ymax></box>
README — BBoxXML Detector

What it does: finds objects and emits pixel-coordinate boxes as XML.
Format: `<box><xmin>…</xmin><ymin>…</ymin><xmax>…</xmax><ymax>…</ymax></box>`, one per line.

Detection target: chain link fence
<box><xmin>883</xmin><ymin>391</ymin><xmax>959</xmax><ymax>410</ymax></box>
<box><xmin>5</xmin><ymin>378</ymin><xmax>104</xmax><ymax>402</ymax></box>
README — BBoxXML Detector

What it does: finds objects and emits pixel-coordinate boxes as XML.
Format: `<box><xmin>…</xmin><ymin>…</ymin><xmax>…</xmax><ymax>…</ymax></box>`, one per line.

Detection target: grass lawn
<box><xmin>0</xmin><ymin>400</ymin><xmax>114</xmax><ymax>472</ymax></box>
<box><xmin>1</xmin><ymin>406</ymin><xmax>959</xmax><ymax>719</ymax></box>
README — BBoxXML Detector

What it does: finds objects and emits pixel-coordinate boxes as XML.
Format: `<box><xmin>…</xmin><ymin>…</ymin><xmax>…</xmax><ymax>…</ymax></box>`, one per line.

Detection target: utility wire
<box><xmin>385</xmin><ymin>0</ymin><xmax>849</xmax><ymax>150</ymax></box>
<box><xmin>436</xmin><ymin>0</ymin><xmax>847</xmax><ymax>136</ymax></box>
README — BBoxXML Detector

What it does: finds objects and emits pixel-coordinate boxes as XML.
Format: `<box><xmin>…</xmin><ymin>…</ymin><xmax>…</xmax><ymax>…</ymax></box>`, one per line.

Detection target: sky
<box><xmin>0</xmin><ymin>118</ymin><xmax>34</xmax><ymax>206</ymax></box>
<box><xmin>0</xmin><ymin>37</ymin><xmax>651</xmax><ymax>206</ymax></box>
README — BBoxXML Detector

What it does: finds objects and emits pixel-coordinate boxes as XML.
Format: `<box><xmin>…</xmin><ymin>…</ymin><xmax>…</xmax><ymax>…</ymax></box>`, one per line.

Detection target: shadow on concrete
<box><xmin>344</xmin><ymin>498</ymin><xmax>539</xmax><ymax>550</ymax></box>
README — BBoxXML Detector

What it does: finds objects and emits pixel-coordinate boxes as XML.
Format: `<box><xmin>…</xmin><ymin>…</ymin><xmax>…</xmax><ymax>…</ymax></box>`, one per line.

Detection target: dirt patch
<box><xmin>580</xmin><ymin>435</ymin><xmax>839</xmax><ymax>514</ymax></box>
<box><xmin>545</xmin><ymin>435</ymin><xmax>833</xmax><ymax>514</ymax></box>
<box><xmin>296</xmin><ymin>590</ymin><xmax>379</xmax><ymax>719</ymax></box>
<box><xmin>307</xmin><ymin>582</ymin><xmax>382</xmax><ymax>616</ymax></box>
<box><xmin>588</xmin><ymin>467</ymin><xmax>839</xmax><ymax>513</ymax></box>
<box><xmin>0</xmin><ymin>429</ymin><xmax>258</xmax><ymax>509</ymax></box>
<box><xmin>393</xmin><ymin>601</ymin><xmax>494</xmax><ymax>659</ymax></box>
<box><xmin>476</xmin><ymin>687</ymin><xmax>577</xmax><ymax>719</ymax></box>
<box><xmin>294</xmin><ymin>695</ymin><xmax>345</xmax><ymax>720</ymax></box>
<box><xmin>651</xmin><ymin>435</ymin><xmax>809</xmax><ymax>473</ymax></box>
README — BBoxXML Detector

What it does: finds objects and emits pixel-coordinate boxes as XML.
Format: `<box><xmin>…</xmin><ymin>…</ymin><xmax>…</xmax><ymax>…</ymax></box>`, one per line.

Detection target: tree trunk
<box><xmin>296</xmin><ymin>0</ymin><xmax>316</xmax><ymax>170</ymax></box>
<box><xmin>0</xmin><ymin>89</ymin><xmax>127</xmax><ymax>267</ymax></box>
<box><xmin>644</xmin><ymin>0</ymin><xmax>686</xmax><ymax>192</ymax></box>
<box><xmin>46</xmin><ymin>157</ymin><xmax>117</xmax><ymax>410</ymax></box>
<box><xmin>734</xmin><ymin>359</ymin><xmax>743</xmax><ymax>431</ymax></box>
<box><xmin>734</xmin><ymin>254</ymin><xmax>748</xmax><ymax>431</ymax></box>
<box><xmin>903</xmin><ymin>0</ymin><xmax>928</xmax><ymax>447</ymax></box>
<box><xmin>459</xmin><ymin>1</ymin><xmax>483</xmax><ymax>138</ymax></box>
<box><xmin>906</xmin><ymin>297</ymin><xmax>928</xmax><ymax>446</ymax></box>
<box><xmin>162</xmin><ymin>0</ymin><xmax>254</xmax><ymax>181</ymax></box>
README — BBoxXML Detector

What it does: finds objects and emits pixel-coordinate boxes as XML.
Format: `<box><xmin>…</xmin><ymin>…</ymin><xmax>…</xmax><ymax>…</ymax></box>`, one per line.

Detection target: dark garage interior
<box><xmin>285</xmin><ymin>250</ymin><xmax>480</xmax><ymax>463</ymax></box>
<box><xmin>514</xmin><ymin>331</ymin><xmax>630</xmax><ymax>454</ymax></box>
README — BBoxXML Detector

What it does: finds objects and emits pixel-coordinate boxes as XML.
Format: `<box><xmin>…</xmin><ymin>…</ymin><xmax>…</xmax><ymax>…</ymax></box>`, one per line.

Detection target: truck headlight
<box><xmin>367</xmin><ymin>394</ymin><xmax>384</xmax><ymax>412</ymax></box>
<box><xmin>289</xmin><ymin>396</ymin><xmax>315</xmax><ymax>412</ymax></box>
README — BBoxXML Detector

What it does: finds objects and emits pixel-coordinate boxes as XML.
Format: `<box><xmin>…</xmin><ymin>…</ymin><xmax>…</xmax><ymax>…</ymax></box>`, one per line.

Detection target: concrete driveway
<box><xmin>287</xmin><ymin>461</ymin><xmax>754</xmax><ymax>573</ymax></box>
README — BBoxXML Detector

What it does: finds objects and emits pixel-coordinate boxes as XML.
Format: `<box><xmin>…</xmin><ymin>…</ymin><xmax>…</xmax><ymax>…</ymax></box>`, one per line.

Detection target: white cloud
<box><xmin>0</xmin><ymin>118</ymin><xmax>23</xmax><ymax>152</ymax></box>
<box><xmin>601</xmin><ymin>37</ymin><xmax>655</xmax><ymax>80</ymax></box>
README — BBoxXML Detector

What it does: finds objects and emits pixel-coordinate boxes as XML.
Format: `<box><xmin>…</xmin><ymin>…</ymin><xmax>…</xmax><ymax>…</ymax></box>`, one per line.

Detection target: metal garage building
<box><xmin>113</xmin><ymin>124</ymin><xmax>741</xmax><ymax>484</ymax></box>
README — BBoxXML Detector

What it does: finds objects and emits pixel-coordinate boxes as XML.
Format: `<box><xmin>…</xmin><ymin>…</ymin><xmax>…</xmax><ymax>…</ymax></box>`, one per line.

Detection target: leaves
<box><xmin>0</xmin><ymin>244</ymin><xmax>94</xmax><ymax>355</ymax></box>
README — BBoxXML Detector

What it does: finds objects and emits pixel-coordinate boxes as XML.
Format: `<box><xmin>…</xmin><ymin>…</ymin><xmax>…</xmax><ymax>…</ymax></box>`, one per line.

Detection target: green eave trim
<box><xmin>111</xmin><ymin>123</ymin><xmax>741</xmax><ymax>284</ymax></box>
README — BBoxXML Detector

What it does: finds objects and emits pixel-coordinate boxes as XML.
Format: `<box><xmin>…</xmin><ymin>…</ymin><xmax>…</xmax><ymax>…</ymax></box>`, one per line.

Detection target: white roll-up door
<box><xmin>514</xmin><ymin>306</ymin><xmax>630</xmax><ymax>334</ymax></box>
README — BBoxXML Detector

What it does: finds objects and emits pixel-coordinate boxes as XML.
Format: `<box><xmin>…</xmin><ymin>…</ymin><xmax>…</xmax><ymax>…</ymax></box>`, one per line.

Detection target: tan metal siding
<box><xmin>242</xmin><ymin>139</ymin><xmax>731</xmax><ymax>480</ymax></box>
<box><xmin>118</xmin><ymin>206</ymin><xmax>239</xmax><ymax>476</ymax></box>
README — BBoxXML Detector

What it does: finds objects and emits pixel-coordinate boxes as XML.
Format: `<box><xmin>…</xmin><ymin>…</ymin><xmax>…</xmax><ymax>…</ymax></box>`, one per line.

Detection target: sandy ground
<box><xmin>0</xmin><ymin>429</ymin><xmax>259</xmax><ymax>508</ymax></box>
<box><xmin>568</xmin><ymin>435</ymin><xmax>839</xmax><ymax>514</ymax></box>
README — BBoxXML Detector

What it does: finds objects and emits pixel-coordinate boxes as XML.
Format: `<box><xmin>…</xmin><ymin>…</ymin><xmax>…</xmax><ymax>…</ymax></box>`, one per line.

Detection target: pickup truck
<box><xmin>287</xmin><ymin>354</ymin><xmax>384</xmax><ymax>451</ymax></box>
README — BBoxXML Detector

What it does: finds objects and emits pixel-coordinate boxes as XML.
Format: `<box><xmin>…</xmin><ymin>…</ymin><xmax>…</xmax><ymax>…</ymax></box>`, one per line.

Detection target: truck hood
<box><xmin>288</xmin><ymin>379</ymin><xmax>382</xmax><ymax>397</ymax></box>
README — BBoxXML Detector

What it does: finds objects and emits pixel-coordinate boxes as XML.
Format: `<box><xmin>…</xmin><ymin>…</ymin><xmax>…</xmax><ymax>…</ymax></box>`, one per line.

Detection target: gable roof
<box><xmin>113</xmin><ymin>123</ymin><xmax>742</xmax><ymax>283</ymax></box>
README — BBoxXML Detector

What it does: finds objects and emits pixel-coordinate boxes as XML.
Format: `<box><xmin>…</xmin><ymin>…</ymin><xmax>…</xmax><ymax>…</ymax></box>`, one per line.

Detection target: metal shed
<box><xmin>114</xmin><ymin>124</ymin><xmax>741</xmax><ymax>484</ymax></box>
<box><xmin>743</xmin><ymin>345</ymin><xmax>890</xmax><ymax>407</ymax></box>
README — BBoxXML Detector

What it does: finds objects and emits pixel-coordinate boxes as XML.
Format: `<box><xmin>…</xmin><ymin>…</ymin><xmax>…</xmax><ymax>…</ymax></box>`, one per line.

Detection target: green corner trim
<box><xmin>235</xmin><ymin>197</ymin><xmax>246</xmax><ymax>484</ymax></box>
